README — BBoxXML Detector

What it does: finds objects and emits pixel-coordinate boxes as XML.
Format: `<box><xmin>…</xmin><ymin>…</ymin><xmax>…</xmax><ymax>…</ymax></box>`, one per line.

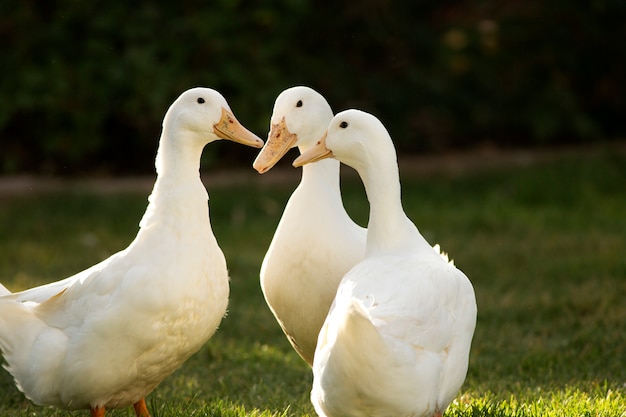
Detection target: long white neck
<box><xmin>154</xmin><ymin>123</ymin><xmax>207</xmax><ymax>181</ymax></box>
<box><xmin>300</xmin><ymin>156</ymin><xmax>341</xmax><ymax>193</ymax></box>
<box><xmin>357</xmin><ymin>151</ymin><xmax>429</xmax><ymax>257</ymax></box>
<box><xmin>139</xmin><ymin>126</ymin><xmax>210</xmax><ymax>234</ymax></box>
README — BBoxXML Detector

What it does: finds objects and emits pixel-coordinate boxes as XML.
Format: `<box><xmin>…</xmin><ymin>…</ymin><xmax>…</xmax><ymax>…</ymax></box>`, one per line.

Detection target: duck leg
<box><xmin>133</xmin><ymin>398</ymin><xmax>151</xmax><ymax>417</ymax></box>
<box><xmin>90</xmin><ymin>406</ymin><xmax>105</xmax><ymax>417</ymax></box>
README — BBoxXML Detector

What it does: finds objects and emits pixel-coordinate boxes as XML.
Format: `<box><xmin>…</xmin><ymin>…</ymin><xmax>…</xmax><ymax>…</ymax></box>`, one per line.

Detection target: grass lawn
<box><xmin>0</xmin><ymin>145</ymin><xmax>624</xmax><ymax>416</ymax></box>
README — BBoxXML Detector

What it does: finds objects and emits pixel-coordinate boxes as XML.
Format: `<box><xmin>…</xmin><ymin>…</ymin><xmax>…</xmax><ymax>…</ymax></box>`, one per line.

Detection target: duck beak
<box><xmin>213</xmin><ymin>108</ymin><xmax>264</xmax><ymax>148</ymax></box>
<box><xmin>292</xmin><ymin>132</ymin><xmax>333</xmax><ymax>167</ymax></box>
<box><xmin>252</xmin><ymin>117</ymin><xmax>298</xmax><ymax>174</ymax></box>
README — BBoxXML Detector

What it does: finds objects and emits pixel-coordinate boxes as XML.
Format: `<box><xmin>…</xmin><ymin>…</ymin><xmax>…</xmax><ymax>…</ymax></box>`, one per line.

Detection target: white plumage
<box><xmin>0</xmin><ymin>87</ymin><xmax>264</xmax><ymax>417</ymax></box>
<box><xmin>252</xmin><ymin>86</ymin><xmax>366</xmax><ymax>365</ymax></box>
<box><xmin>294</xmin><ymin>109</ymin><xmax>477</xmax><ymax>417</ymax></box>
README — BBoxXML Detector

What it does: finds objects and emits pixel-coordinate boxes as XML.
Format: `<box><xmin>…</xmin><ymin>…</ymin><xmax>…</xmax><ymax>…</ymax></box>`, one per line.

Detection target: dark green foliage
<box><xmin>1</xmin><ymin>1</ymin><xmax>625</xmax><ymax>174</ymax></box>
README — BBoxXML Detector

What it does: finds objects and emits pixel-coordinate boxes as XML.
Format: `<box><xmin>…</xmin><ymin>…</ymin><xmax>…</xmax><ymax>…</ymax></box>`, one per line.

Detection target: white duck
<box><xmin>252</xmin><ymin>86</ymin><xmax>366</xmax><ymax>365</ymax></box>
<box><xmin>294</xmin><ymin>110</ymin><xmax>477</xmax><ymax>417</ymax></box>
<box><xmin>0</xmin><ymin>87</ymin><xmax>264</xmax><ymax>417</ymax></box>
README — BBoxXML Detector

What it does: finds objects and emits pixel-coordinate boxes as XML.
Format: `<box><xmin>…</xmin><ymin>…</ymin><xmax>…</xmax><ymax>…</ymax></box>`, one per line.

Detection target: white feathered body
<box><xmin>256</xmin><ymin>87</ymin><xmax>367</xmax><ymax>366</ymax></box>
<box><xmin>0</xmin><ymin>178</ymin><xmax>229</xmax><ymax>410</ymax></box>
<box><xmin>300</xmin><ymin>109</ymin><xmax>477</xmax><ymax>417</ymax></box>
<box><xmin>312</xmin><ymin>251</ymin><xmax>476</xmax><ymax>417</ymax></box>
<box><xmin>261</xmin><ymin>159</ymin><xmax>366</xmax><ymax>365</ymax></box>
<box><xmin>0</xmin><ymin>87</ymin><xmax>265</xmax><ymax>414</ymax></box>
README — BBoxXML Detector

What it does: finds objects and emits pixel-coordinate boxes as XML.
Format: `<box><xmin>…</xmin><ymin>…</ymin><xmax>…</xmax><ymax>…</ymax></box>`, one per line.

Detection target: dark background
<box><xmin>2</xmin><ymin>1</ymin><xmax>624</xmax><ymax>175</ymax></box>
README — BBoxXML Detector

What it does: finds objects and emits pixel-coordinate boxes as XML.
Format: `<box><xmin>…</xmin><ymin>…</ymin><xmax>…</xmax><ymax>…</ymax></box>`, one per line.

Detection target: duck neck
<box><xmin>358</xmin><ymin>155</ymin><xmax>423</xmax><ymax>257</ymax></box>
<box><xmin>154</xmin><ymin>125</ymin><xmax>206</xmax><ymax>181</ymax></box>
<box><xmin>139</xmin><ymin>129</ymin><xmax>210</xmax><ymax>233</ymax></box>
<box><xmin>300</xmin><ymin>157</ymin><xmax>342</xmax><ymax>195</ymax></box>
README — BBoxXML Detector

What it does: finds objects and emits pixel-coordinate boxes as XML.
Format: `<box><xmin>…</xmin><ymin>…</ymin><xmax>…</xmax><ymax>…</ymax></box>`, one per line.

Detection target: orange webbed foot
<box><xmin>133</xmin><ymin>398</ymin><xmax>151</xmax><ymax>417</ymax></box>
<box><xmin>90</xmin><ymin>406</ymin><xmax>105</xmax><ymax>417</ymax></box>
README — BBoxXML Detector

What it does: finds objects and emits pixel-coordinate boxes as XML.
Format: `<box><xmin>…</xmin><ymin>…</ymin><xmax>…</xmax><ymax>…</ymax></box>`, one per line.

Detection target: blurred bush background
<box><xmin>1</xmin><ymin>0</ymin><xmax>624</xmax><ymax>175</ymax></box>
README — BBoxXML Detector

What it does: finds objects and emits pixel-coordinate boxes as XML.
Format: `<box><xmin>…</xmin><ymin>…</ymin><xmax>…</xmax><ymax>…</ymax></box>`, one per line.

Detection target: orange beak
<box><xmin>252</xmin><ymin>117</ymin><xmax>298</xmax><ymax>174</ymax></box>
<box><xmin>213</xmin><ymin>108</ymin><xmax>264</xmax><ymax>148</ymax></box>
<box><xmin>292</xmin><ymin>132</ymin><xmax>333</xmax><ymax>167</ymax></box>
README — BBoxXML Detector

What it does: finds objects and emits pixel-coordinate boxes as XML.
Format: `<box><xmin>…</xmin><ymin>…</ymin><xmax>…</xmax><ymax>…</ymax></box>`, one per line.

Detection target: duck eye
<box><xmin>197</xmin><ymin>97</ymin><xmax>205</xmax><ymax>104</ymax></box>
<box><xmin>296</xmin><ymin>100</ymin><xmax>303</xmax><ymax>107</ymax></box>
<box><xmin>339</xmin><ymin>121</ymin><xmax>348</xmax><ymax>128</ymax></box>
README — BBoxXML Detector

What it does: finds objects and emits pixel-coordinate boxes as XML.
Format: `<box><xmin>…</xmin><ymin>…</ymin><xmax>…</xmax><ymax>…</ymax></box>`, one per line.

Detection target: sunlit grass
<box><xmin>0</xmin><ymin>147</ymin><xmax>625</xmax><ymax>416</ymax></box>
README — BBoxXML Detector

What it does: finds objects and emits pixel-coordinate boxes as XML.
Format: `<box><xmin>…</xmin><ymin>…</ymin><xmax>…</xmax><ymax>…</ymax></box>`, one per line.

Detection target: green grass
<box><xmin>0</xmin><ymin>147</ymin><xmax>625</xmax><ymax>416</ymax></box>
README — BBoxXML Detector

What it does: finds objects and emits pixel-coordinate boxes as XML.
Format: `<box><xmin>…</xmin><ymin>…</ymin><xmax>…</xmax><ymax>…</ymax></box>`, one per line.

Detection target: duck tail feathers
<box><xmin>0</xmin><ymin>299</ymin><xmax>63</xmax><ymax>401</ymax></box>
<box><xmin>0</xmin><ymin>301</ymin><xmax>38</xmax><ymax>369</ymax></box>
<box><xmin>0</xmin><ymin>283</ymin><xmax>11</xmax><ymax>296</ymax></box>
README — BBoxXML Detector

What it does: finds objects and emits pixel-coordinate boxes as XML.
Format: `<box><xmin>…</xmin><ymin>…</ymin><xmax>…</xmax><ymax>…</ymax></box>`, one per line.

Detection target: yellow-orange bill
<box><xmin>292</xmin><ymin>132</ymin><xmax>333</xmax><ymax>167</ymax></box>
<box><xmin>213</xmin><ymin>108</ymin><xmax>264</xmax><ymax>148</ymax></box>
<box><xmin>253</xmin><ymin>117</ymin><xmax>298</xmax><ymax>174</ymax></box>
